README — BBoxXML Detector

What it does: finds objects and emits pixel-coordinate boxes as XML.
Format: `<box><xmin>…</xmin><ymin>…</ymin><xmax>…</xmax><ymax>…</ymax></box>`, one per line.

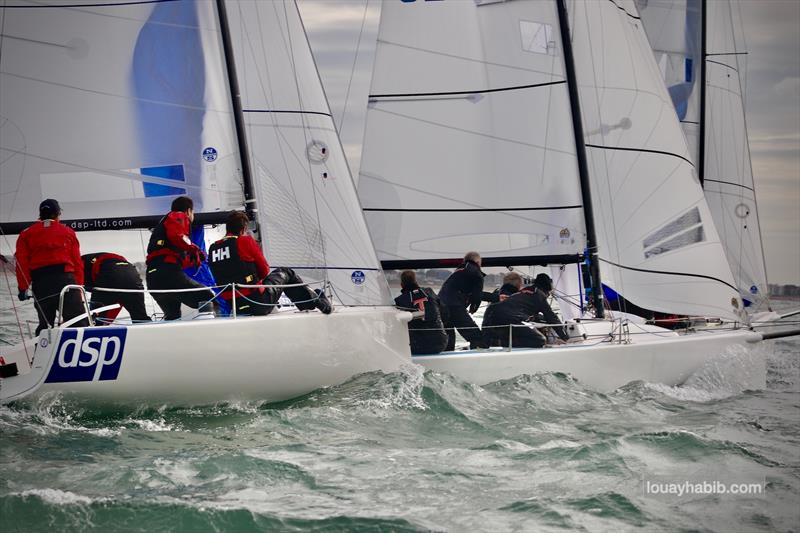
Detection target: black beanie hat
<box><xmin>533</xmin><ymin>273</ymin><xmax>553</xmax><ymax>292</ymax></box>
<box><xmin>39</xmin><ymin>198</ymin><xmax>61</xmax><ymax>219</ymax></box>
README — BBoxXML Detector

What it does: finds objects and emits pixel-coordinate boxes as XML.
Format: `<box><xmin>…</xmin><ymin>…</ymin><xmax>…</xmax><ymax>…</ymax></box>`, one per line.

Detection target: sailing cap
<box><xmin>39</xmin><ymin>198</ymin><xmax>61</xmax><ymax>219</ymax></box>
<box><xmin>533</xmin><ymin>273</ymin><xmax>553</xmax><ymax>292</ymax></box>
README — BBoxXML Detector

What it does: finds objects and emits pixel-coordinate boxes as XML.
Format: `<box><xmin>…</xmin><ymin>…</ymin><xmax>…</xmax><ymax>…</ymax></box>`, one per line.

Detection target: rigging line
<box><xmin>706</xmin><ymin>58</ymin><xmax>738</xmax><ymax>72</ymax></box>
<box><xmin>363</xmin><ymin>206</ymin><xmax>582</xmax><ymax>212</ymax></box>
<box><xmin>585</xmin><ymin>143</ymin><xmax>694</xmax><ymax>168</ymax></box>
<box><xmin>368</xmin><ymin>106</ymin><xmax>576</xmax><ymax>157</ymax></box>
<box><xmin>274</xmin><ymin>266</ymin><xmax>380</xmax><ymax>271</ymax></box>
<box><xmin>703</xmin><ymin>178</ymin><xmax>754</xmax><ymax>192</ymax></box>
<box><xmin>606</xmin><ymin>0</ymin><xmax>641</xmax><ymax>20</ymax></box>
<box><xmin>338</xmin><ymin>0</ymin><xmax>369</xmax><ymax>136</ymax></box>
<box><xmin>0</xmin><ymin>0</ymin><xmax>177</xmax><ymax>8</ymax></box>
<box><xmin>376</xmin><ymin>37</ymin><xmax>564</xmax><ymax>79</ymax></box>
<box><xmin>598</xmin><ymin>257</ymin><xmax>739</xmax><ymax>292</ymax></box>
<box><xmin>681</xmin><ymin>120</ymin><xmax>700</xmax><ymax>125</ymax></box>
<box><xmin>369</xmin><ymin>80</ymin><xmax>566</xmax><ymax>100</ymax></box>
<box><xmin>0</xmin><ymin>147</ymin><xmax>206</xmax><ymax>191</ymax></box>
<box><xmin>243</xmin><ymin>109</ymin><xmax>332</xmax><ymax>118</ymax></box>
<box><xmin>0</xmin><ymin>70</ymin><xmax>224</xmax><ymax>113</ymax></box>
<box><xmin>359</xmin><ymin>172</ymin><xmax>576</xmax><ymax>230</ymax></box>
<box><xmin>705</xmin><ymin>52</ymin><xmax>748</xmax><ymax>56</ymax></box>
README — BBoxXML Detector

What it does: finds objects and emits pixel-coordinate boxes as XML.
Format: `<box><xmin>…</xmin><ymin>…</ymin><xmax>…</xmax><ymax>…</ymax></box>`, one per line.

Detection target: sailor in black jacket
<box><xmin>394</xmin><ymin>270</ymin><xmax>447</xmax><ymax>355</ymax></box>
<box><xmin>482</xmin><ymin>271</ymin><xmax>523</xmax><ymax>346</ymax></box>
<box><xmin>438</xmin><ymin>251</ymin><xmax>489</xmax><ymax>350</ymax></box>
<box><xmin>482</xmin><ymin>273</ymin><xmax>570</xmax><ymax>348</ymax></box>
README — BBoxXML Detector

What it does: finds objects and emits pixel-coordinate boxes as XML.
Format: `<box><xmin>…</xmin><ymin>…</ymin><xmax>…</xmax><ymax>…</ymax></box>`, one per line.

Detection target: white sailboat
<box><xmin>357</xmin><ymin>0</ymin><xmax>769</xmax><ymax>391</ymax></box>
<box><xmin>637</xmin><ymin>0</ymin><xmax>772</xmax><ymax>315</ymax></box>
<box><xmin>0</xmin><ymin>0</ymin><xmax>412</xmax><ymax>404</ymax></box>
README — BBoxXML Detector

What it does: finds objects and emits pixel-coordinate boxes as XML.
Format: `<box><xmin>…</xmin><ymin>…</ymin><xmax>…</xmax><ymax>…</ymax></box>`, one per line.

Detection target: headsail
<box><xmin>223</xmin><ymin>0</ymin><xmax>392</xmax><ymax>306</ymax></box>
<box><xmin>0</xmin><ymin>0</ymin><xmax>244</xmax><ymax>232</ymax></box>
<box><xmin>638</xmin><ymin>0</ymin><xmax>770</xmax><ymax>311</ymax></box>
<box><xmin>568</xmin><ymin>0</ymin><xmax>743</xmax><ymax>322</ymax></box>
<box><xmin>358</xmin><ymin>0</ymin><xmax>587</xmax><ymax>268</ymax></box>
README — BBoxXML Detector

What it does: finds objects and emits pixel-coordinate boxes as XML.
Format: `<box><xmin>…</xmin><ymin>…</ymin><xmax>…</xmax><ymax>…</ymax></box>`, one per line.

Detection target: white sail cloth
<box><xmin>224</xmin><ymin>0</ymin><xmax>391</xmax><ymax>305</ymax></box>
<box><xmin>568</xmin><ymin>0</ymin><xmax>743</xmax><ymax>322</ymax></box>
<box><xmin>639</xmin><ymin>0</ymin><xmax>769</xmax><ymax>311</ymax></box>
<box><xmin>358</xmin><ymin>0</ymin><xmax>586</xmax><ymax>264</ymax></box>
<box><xmin>0</xmin><ymin>0</ymin><xmax>243</xmax><ymax>225</ymax></box>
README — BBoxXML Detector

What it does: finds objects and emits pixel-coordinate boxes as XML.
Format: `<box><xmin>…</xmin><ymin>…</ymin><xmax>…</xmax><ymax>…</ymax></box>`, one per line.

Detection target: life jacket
<box><xmin>87</xmin><ymin>253</ymin><xmax>128</xmax><ymax>283</ymax></box>
<box><xmin>208</xmin><ymin>236</ymin><xmax>259</xmax><ymax>297</ymax></box>
<box><xmin>395</xmin><ymin>288</ymin><xmax>443</xmax><ymax>329</ymax></box>
<box><xmin>146</xmin><ymin>213</ymin><xmax>188</xmax><ymax>266</ymax></box>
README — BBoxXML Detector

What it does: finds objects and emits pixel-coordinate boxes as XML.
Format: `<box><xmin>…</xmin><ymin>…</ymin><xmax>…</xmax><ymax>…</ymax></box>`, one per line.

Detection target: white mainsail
<box><xmin>224</xmin><ymin>0</ymin><xmax>391</xmax><ymax>305</ymax></box>
<box><xmin>568</xmin><ymin>0</ymin><xmax>743</xmax><ymax>321</ymax></box>
<box><xmin>638</xmin><ymin>0</ymin><xmax>770</xmax><ymax>311</ymax></box>
<box><xmin>358</xmin><ymin>0</ymin><xmax>586</xmax><ymax>266</ymax></box>
<box><xmin>0</xmin><ymin>0</ymin><xmax>243</xmax><ymax>228</ymax></box>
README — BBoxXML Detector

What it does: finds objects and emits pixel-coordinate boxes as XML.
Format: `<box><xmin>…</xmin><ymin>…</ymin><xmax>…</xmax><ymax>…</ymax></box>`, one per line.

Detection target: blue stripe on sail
<box><xmin>140</xmin><ymin>164</ymin><xmax>186</xmax><ymax>197</ymax></box>
<box><xmin>132</xmin><ymin>0</ymin><xmax>204</xmax><ymax>205</ymax></box>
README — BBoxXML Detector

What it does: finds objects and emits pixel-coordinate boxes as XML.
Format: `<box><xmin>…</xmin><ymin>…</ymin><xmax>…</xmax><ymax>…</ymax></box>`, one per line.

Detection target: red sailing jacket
<box><xmin>15</xmin><ymin>219</ymin><xmax>83</xmax><ymax>291</ymax></box>
<box><xmin>145</xmin><ymin>211</ymin><xmax>198</xmax><ymax>267</ymax></box>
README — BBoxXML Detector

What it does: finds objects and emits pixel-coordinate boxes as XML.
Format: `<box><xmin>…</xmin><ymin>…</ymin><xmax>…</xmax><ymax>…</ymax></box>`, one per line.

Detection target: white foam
<box><xmin>646</xmin><ymin>343</ymin><xmax>767</xmax><ymax>401</ymax></box>
<box><xmin>128</xmin><ymin>418</ymin><xmax>176</xmax><ymax>432</ymax></box>
<box><xmin>18</xmin><ymin>488</ymin><xmax>96</xmax><ymax>505</ymax></box>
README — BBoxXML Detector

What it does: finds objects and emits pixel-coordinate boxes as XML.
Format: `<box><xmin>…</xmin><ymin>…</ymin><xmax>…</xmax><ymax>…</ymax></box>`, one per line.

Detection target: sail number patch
<box><xmin>45</xmin><ymin>328</ymin><xmax>127</xmax><ymax>383</ymax></box>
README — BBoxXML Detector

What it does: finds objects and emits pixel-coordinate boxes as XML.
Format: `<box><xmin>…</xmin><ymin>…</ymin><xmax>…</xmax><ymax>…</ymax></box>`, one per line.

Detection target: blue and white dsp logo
<box><xmin>202</xmin><ymin>147</ymin><xmax>218</xmax><ymax>162</ymax></box>
<box><xmin>45</xmin><ymin>328</ymin><xmax>127</xmax><ymax>383</ymax></box>
<box><xmin>351</xmin><ymin>270</ymin><xmax>366</xmax><ymax>285</ymax></box>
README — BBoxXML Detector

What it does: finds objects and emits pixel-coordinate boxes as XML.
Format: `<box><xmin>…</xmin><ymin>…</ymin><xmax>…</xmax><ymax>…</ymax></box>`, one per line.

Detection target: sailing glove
<box><xmin>18</xmin><ymin>290</ymin><xmax>30</xmax><ymax>301</ymax></box>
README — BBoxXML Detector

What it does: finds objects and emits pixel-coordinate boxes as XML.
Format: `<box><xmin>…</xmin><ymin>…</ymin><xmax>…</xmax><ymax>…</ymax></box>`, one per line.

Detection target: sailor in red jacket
<box><xmin>83</xmin><ymin>252</ymin><xmax>151</xmax><ymax>324</ymax></box>
<box><xmin>145</xmin><ymin>196</ymin><xmax>215</xmax><ymax>320</ymax></box>
<box><xmin>208</xmin><ymin>211</ymin><xmax>331</xmax><ymax>316</ymax></box>
<box><xmin>15</xmin><ymin>199</ymin><xmax>88</xmax><ymax>334</ymax></box>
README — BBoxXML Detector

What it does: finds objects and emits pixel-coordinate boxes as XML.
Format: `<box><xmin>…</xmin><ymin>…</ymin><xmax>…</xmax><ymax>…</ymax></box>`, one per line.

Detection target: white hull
<box><xmin>414</xmin><ymin>322</ymin><xmax>765</xmax><ymax>392</ymax></box>
<box><xmin>0</xmin><ymin>307</ymin><xmax>413</xmax><ymax>405</ymax></box>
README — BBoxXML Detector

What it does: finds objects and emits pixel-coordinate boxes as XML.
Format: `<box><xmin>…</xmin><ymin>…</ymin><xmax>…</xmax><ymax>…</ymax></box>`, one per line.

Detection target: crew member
<box><xmin>208</xmin><ymin>211</ymin><xmax>331</xmax><ymax>316</ymax></box>
<box><xmin>83</xmin><ymin>253</ymin><xmax>151</xmax><ymax>324</ymax></box>
<box><xmin>482</xmin><ymin>271</ymin><xmax>524</xmax><ymax>346</ymax></box>
<box><xmin>15</xmin><ymin>199</ymin><xmax>87</xmax><ymax>334</ymax></box>
<box><xmin>145</xmin><ymin>196</ymin><xmax>215</xmax><ymax>320</ymax></box>
<box><xmin>438</xmin><ymin>251</ymin><xmax>489</xmax><ymax>350</ymax></box>
<box><xmin>394</xmin><ymin>270</ymin><xmax>447</xmax><ymax>355</ymax></box>
<box><xmin>482</xmin><ymin>273</ymin><xmax>570</xmax><ymax>348</ymax></box>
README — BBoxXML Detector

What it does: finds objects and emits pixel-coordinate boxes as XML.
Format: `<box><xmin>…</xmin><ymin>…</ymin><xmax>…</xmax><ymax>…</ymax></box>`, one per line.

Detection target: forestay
<box><xmin>638</xmin><ymin>0</ymin><xmax>769</xmax><ymax>311</ymax></box>
<box><xmin>223</xmin><ymin>0</ymin><xmax>391</xmax><ymax>306</ymax></box>
<box><xmin>567</xmin><ymin>0</ymin><xmax>743</xmax><ymax>322</ymax></box>
<box><xmin>359</xmin><ymin>0</ymin><xmax>586</xmax><ymax>267</ymax></box>
<box><xmin>0</xmin><ymin>0</ymin><xmax>243</xmax><ymax>232</ymax></box>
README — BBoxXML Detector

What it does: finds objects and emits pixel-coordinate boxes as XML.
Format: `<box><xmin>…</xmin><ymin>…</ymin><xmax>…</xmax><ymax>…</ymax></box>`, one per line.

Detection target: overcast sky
<box><xmin>298</xmin><ymin>0</ymin><xmax>800</xmax><ymax>284</ymax></box>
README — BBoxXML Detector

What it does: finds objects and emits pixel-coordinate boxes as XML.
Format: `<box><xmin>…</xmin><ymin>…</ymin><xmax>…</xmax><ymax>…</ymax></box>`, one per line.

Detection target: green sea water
<box><xmin>1</xmin><ymin>309</ymin><xmax>798</xmax><ymax>532</ymax></box>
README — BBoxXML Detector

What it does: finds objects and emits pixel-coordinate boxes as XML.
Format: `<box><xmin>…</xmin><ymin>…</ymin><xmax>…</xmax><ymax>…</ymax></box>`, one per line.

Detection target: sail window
<box><xmin>644</xmin><ymin>226</ymin><xmax>705</xmax><ymax>259</ymax></box>
<box><xmin>642</xmin><ymin>207</ymin><xmax>705</xmax><ymax>258</ymax></box>
<box><xmin>519</xmin><ymin>21</ymin><xmax>554</xmax><ymax>55</ymax></box>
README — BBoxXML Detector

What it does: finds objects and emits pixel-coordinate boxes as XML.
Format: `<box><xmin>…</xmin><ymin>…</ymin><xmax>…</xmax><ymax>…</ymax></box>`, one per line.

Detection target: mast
<box><xmin>215</xmin><ymin>0</ymin><xmax>257</xmax><ymax>223</ymax></box>
<box><xmin>698</xmin><ymin>0</ymin><xmax>707</xmax><ymax>187</ymax></box>
<box><xmin>555</xmin><ymin>0</ymin><xmax>604</xmax><ymax>318</ymax></box>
